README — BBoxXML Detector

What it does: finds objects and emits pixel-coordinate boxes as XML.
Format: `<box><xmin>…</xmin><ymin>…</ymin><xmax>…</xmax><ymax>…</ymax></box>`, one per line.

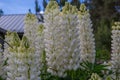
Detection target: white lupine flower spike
<box><xmin>111</xmin><ymin>22</ymin><xmax>120</xmax><ymax>79</ymax></box>
<box><xmin>78</xmin><ymin>4</ymin><xmax>96</xmax><ymax>64</ymax></box>
<box><xmin>24</xmin><ymin>13</ymin><xmax>39</xmax><ymax>47</ymax></box>
<box><xmin>3</xmin><ymin>31</ymin><xmax>13</xmax><ymax>61</ymax></box>
<box><xmin>0</xmin><ymin>44</ymin><xmax>5</xmax><ymax>79</ymax></box>
<box><xmin>44</xmin><ymin>1</ymin><xmax>65</xmax><ymax>77</ymax></box>
<box><xmin>44</xmin><ymin>1</ymin><xmax>80</xmax><ymax>77</ymax></box>
<box><xmin>61</xmin><ymin>3</ymin><xmax>80</xmax><ymax>71</ymax></box>
<box><xmin>35</xmin><ymin>24</ymin><xmax>45</xmax><ymax>78</ymax></box>
<box><xmin>24</xmin><ymin>13</ymin><xmax>43</xmax><ymax>80</ymax></box>
<box><xmin>6</xmin><ymin>32</ymin><xmax>40</xmax><ymax>80</ymax></box>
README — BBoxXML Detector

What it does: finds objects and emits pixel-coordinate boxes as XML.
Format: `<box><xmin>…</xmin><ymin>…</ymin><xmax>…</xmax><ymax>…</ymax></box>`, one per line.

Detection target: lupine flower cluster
<box><xmin>78</xmin><ymin>4</ymin><xmax>95</xmax><ymax>64</ymax></box>
<box><xmin>34</xmin><ymin>24</ymin><xmax>45</xmax><ymax>75</ymax></box>
<box><xmin>44</xmin><ymin>1</ymin><xmax>67</xmax><ymax>77</ymax></box>
<box><xmin>44</xmin><ymin>1</ymin><xmax>80</xmax><ymax>77</ymax></box>
<box><xmin>1</xmin><ymin>11</ymin><xmax>44</xmax><ymax>80</ymax></box>
<box><xmin>24</xmin><ymin>13</ymin><xmax>44</xmax><ymax>79</ymax></box>
<box><xmin>2</xmin><ymin>32</ymin><xmax>14</xmax><ymax>79</ymax></box>
<box><xmin>3</xmin><ymin>32</ymin><xmax>13</xmax><ymax>61</ymax></box>
<box><xmin>6</xmin><ymin>32</ymin><xmax>40</xmax><ymax>80</ymax></box>
<box><xmin>44</xmin><ymin>1</ymin><xmax>95</xmax><ymax>77</ymax></box>
<box><xmin>0</xmin><ymin>52</ymin><xmax>3</xmax><ymax>76</ymax></box>
<box><xmin>0</xmin><ymin>1</ymin><xmax>120</xmax><ymax>79</ymax></box>
<box><xmin>111</xmin><ymin>22</ymin><xmax>120</xmax><ymax>79</ymax></box>
<box><xmin>61</xmin><ymin>3</ymin><xmax>80</xmax><ymax>71</ymax></box>
<box><xmin>0</xmin><ymin>44</ymin><xmax>5</xmax><ymax>79</ymax></box>
<box><xmin>24</xmin><ymin>13</ymin><xmax>39</xmax><ymax>47</ymax></box>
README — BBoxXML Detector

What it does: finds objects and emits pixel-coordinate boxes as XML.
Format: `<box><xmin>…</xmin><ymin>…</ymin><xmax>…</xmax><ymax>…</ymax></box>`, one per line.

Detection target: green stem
<box><xmin>72</xmin><ymin>71</ymin><xmax>74</xmax><ymax>80</ymax></box>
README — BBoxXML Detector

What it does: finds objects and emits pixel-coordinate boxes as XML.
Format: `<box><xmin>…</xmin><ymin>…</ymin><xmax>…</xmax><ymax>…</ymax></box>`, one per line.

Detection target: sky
<box><xmin>0</xmin><ymin>0</ymin><xmax>35</xmax><ymax>14</ymax></box>
<box><xmin>0</xmin><ymin>0</ymin><xmax>85</xmax><ymax>14</ymax></box>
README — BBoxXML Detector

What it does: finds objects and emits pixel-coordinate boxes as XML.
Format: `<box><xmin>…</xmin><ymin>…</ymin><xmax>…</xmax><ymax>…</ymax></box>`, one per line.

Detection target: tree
<box><xmin>71</xmin><ymin>0</ymin><xmax>80</xmax><ymax>9</ymax></box>
<box><xmin>35</xmin><ymin>0</ymin><xmax>40</xmax><ymax>14</ymax></box>
<box><xmin>0</xmin><ymin>9</ymin><xmax>3</xmax><ymax>16</ymax></box>
<box><xmin>88</xmin><ymin>0</ymin><xmax>120</xmax><ymax>61</ymax></box>
<box><xmin>43</xmin><ymin>0</ymin><xmax>47</xmax><ymax>9</ymax></box>
<box><xmin>89</xmin><ymin>0</ymin><xmax>120</xmax><ymax>31</ymax></box>
<box><xmin>59</xmin><ymin>0</ymin><xmax>67</xmax><ymax>6</ymax></box>
<box><xmin>42</xmin><ymin>0</ymin><xmax>82</xmax><ymax>11</ymax></box>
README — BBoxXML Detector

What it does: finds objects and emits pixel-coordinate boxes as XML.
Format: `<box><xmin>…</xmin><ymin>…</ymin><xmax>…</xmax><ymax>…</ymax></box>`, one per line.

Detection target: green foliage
<box><xmin>81</xmin><ymin>61</ymin><xmax>108</xmax><ymax>76</ymax></box>
<box><xmin>10</xmin><ymin>32</ymin><xmax>20</xmax><ymax>47</ymax></box>
<box><xmin>90</xmin><ymin>0</ymin><xmax>119</xmax><ymax>23</ymax></box>
<box><xmin>40</xmin><ymin>50</ymin><xmax>50</xmax><ymax>80</ymax></box>
<box><xmin>62</xmin><ymin>61</ymin><xmax>109</xmax><ymax>80</ymax></box>
<box><xmin>96</xmin><ymin>49</ymin><xmax>110</xmax><ymax>62</ymax></box>
<box><xmin>0</xmin><ymin>77</ymin><xmax>3</xmax><ymax>80</ymax></box>
<box><xmin>20</xmin><ymin>36</ymin><xmax>30</xmax><ymax>49</ymax></box>
<box><xmin>95</xmin><ymin>19</ymin><xmax>111</xmax><ymax>62</ymax></box>
<box><xmin>89</xmin><ymin>0</ymin><xmax>120</xmax><ymax>63</ymax></box>
<box><xmin>95</xmin><ymin>19</ymin><xmax>111</xmax><ymax>49</ymax></box>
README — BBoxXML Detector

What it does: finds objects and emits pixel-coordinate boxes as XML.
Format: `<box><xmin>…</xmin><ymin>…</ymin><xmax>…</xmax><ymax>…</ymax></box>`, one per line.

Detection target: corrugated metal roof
<box><xmin>0</xmin><ymin>14</ymin><xmax>25</xmax><ymax>33</ymax></box>
<box><xmin>0</xmin><ymin>14</ymin><xmax>44</xmax><ymax>34</ymax></box>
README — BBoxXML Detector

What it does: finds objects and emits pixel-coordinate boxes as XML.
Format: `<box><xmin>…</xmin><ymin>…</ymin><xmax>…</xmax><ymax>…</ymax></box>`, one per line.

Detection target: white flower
<box><xmin>3</xmin><ymin>32</ymin><xmax>13</xmax><ymax>61</ymax></box>
<box><xmin>89</xmin><ymin>73</ymin><xmax>102</xmax><ymax>80</ymax></box>
<box><xmin>44</xmin><ymin>1</ymin><xmax>66</xmax><ymax>77</ymax></box>
<box><xmin>44</xmin><ymin>1</ymin><xmax>80</xmax><ymax>77</ymax></box>
<box><xmin>60</xmin><ymin>13</ymin><xmax>80</xmax><ymax>70</ymax></box>
<box><xmin>78</xmin><ymin>4</ymin><xmax>95</xmax><ymax>63</ymax></box>
<box><xmin>24</xmin><ymin>13</ymin><xmax>39</xmax><ymax>47</ymax></box>
<box><xmin>6</xmin><ymin>33</ymin><xmax>41</xmax><ymax>80</ymax></box>
<box><xmin>0</xmin><ymin>50</ymin><xmax>6</xmax><ymax>79</ymax></box>
<box><xmin>34</xmin><ymin>24</ymin><xmax>45</xmax><ymax>73</ymax></box>
<box><xmin>24</xmin><ymin>13</ymin><xmax>44</xmax><ymax>80</ymax></box>
<box><xmin>111</xmin><ymin>22</ymin><xmax>120</xmax><ymax>79</ymax></box>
